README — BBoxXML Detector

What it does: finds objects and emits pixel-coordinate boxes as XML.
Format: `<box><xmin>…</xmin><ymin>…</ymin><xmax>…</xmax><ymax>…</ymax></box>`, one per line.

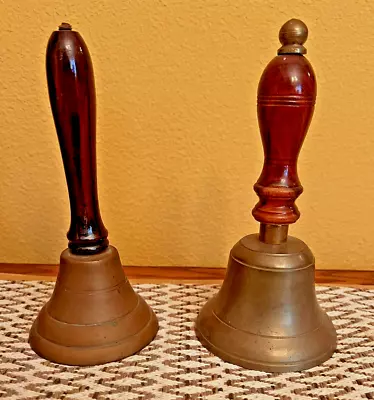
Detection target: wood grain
<box><xmin>253</xmin><ymin>54</ymin><xmax>316</xmax><ymax>225</ymax></box>
<box><xmin>47</xmin><ymin>26</ymin><xmax>108</xmax><ymax>255</ymax></box>
<box><xmin>0</xmin><ymin>263</ymin><xmax>372</xmax><ymax>287</ymax></box>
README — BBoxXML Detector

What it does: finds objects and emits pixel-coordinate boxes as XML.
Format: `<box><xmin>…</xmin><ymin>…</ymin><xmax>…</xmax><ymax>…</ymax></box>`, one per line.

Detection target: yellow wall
<box><xmin>0</xmin><ymin>0</ymin><xmax>373</xmax><ymax>269</ymax></box>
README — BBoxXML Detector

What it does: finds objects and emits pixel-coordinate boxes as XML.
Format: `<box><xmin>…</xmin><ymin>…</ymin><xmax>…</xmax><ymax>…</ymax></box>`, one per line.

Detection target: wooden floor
<box><xmin>0</xmin><ymin>263</ymin><xmax>373</xmax><ymax>287</ymax></box>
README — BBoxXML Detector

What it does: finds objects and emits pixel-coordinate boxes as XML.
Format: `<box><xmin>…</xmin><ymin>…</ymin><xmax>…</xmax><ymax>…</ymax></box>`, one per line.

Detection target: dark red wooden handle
<box><xmin>46</xmin><ymin>26</ymin><xmax>108</xmax><ymax>254</ymax></box>
<box><xmin>252</xmin><ymin>54</ymin><xmax>316</xmax><ymax>225</ymax></box>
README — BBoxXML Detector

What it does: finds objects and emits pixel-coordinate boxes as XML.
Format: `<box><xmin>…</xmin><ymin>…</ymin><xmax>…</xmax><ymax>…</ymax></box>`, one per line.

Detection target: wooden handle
<box><xmin>252</xmin><ymin>19</ymin><xmax>316</xmax><ymax>225</ymax></box>
<box><xmin>46</xmin><ymin>23</ymin><xmax>108</xmax><ymax>254</ymax></box>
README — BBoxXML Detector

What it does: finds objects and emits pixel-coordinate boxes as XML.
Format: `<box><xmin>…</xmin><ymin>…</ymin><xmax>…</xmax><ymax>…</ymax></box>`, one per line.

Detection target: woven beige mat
<box><xmin>0</xmin><ymin>281</ymin><xmax>373</xmax><ymax>399</ymax></box>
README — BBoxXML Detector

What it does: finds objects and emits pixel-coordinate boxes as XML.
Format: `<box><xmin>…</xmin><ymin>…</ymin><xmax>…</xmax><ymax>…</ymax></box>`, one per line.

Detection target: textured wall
<box><xmin>0</xmin><ymin>0</ymin><xmax>373</xmax><ymax>269</ymax></box>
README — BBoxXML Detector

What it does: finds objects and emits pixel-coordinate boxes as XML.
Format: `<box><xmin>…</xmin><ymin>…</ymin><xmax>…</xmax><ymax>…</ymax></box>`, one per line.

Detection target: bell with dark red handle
<box><xmin>29</xmin><ymin>23</ymin><xmax>158</xmax><ymax>366</ymax></box>
<box><xmin>195</xmin><ymin>19</ymin><xmax>336</xmax><ymax>372</ymax></box>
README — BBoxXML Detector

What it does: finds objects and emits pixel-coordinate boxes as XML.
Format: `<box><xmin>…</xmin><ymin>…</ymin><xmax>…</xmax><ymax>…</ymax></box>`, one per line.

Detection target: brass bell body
<box><xmin>30</xmin><ymin>246</ymin><xmax>158</xmax><ymax>366</ymax></box>
<box><xmin>196</xmin><ymin>19</ymin><xmax>337</xmax><ymax>372</ymax></box>
<box><xmin>29</xmin><ymin>24</ymin><xmax>158</xmax><ymax>366</ymax></box>
<box><xmin>196</xmin><ymin>232</ymin><xmax>336</xmax><ymax>372</ymax></box>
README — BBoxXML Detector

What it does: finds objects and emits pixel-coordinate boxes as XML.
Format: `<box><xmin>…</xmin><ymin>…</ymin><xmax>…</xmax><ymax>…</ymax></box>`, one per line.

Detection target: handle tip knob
<box><xmin>59</xmin><ymin>22</ymin><xmax>72</xmax><ymax>31</ymax></box>
<box><xmin>278</xmin><ymin>19</ymin><xmax>308</xmax><ymax>55</ymax></box>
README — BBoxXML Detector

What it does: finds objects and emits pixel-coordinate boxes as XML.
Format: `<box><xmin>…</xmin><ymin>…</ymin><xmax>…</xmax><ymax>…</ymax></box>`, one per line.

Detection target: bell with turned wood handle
<box><xmin>195</xmin><ymin>19</ymin><xmax>336</xmax><ymax>372</ymax></box>
<box><xmin>29</xmin><ymin>23</ymin><xmax>158</xmax><ymax>366</ymax></box>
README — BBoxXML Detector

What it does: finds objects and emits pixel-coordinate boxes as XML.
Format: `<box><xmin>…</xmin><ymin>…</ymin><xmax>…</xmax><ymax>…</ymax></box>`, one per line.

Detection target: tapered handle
<box><xmin>252</xmin><ymin>19</ymin><xmax>316</xmax><ymax>225</ymax></box>
<box><xmin>46</xmin><ymin>23</ymin><xmax>108</xmax><ymax>254</ymax></box>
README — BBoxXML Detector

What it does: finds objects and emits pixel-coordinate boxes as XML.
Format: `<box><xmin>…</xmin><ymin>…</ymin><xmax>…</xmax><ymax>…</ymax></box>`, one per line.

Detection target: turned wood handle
<box><xmin>46</xmin><ymin>23</ymin><xmax>108</xmax><ymax>254</ymax></box>
<box><xmin>252</xmin><ymin>19</ymin><xmax>316</xmax><ymax>225</ymax></box>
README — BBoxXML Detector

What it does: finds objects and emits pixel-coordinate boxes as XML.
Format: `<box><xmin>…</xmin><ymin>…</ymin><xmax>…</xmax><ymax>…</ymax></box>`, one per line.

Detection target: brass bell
<box><xmin>195</xmin><ymin>19</ymin><xmax>337</xmax><ymax>372</ymax></box>
<box><xmin>29</xmin><ymin>23</ymin><xmax>158</xmax><ymax>366</ymax></box>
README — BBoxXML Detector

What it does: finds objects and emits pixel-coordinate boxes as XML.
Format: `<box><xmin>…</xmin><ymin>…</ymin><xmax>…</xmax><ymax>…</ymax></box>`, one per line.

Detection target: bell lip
<box><xmin>195</xmin><ymin>298</ymin><xmax>337</xmax><ymax>373</ymax></box>
<box><xmin>195</xmin><ymin>321</ymin><xmax>336</xmax><ymax>373</ymax></box>
<box><xmin>29</xmin><ymin>305</ymin><xmax>159</xmax><ymax>366</ymax></box>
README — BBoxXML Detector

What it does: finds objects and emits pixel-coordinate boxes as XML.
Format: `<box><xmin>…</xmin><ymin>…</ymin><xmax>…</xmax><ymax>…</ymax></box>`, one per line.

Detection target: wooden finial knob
<box><xmin>278</xmin><ymin>19</ymin><xmax>308</xmax><ymax>55</ymax></box>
